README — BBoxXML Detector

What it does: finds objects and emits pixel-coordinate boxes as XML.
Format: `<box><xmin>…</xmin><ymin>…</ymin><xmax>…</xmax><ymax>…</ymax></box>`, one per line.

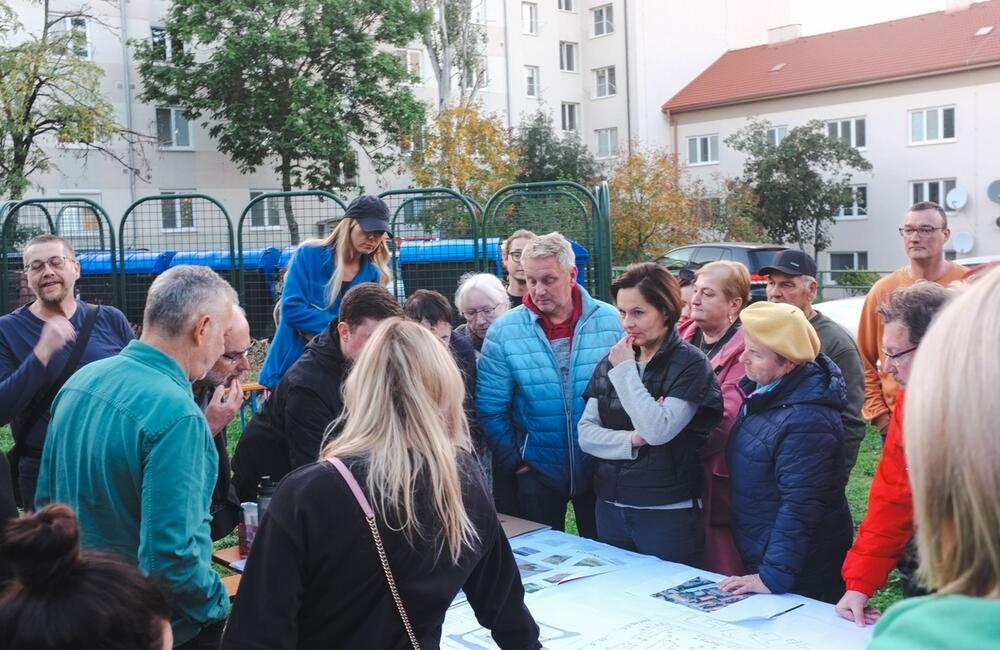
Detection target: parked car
<box><xmin>655</xmin><ymin>242</ymin><xmax>788</xmax><ymax>301</ymax></box>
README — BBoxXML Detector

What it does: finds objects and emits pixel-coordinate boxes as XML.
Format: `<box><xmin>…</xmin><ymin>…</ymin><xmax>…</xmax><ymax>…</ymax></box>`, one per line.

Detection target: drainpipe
<box><xmin>502</xmin><ymin>0</ymin><xmax>513</xmax><ymax>128</ymax></box>
<box><xmin>119</xmin><ymin>1</ymin><xmax>137</xmax><ymax>206</ymax></box>
<box><xmin>623</xmin><ymin>0</ymin><xmax>633</xmax><ymax>154</ymax></box>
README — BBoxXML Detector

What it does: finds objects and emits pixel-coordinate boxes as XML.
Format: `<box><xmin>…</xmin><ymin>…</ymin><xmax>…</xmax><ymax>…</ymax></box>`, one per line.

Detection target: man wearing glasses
<box><xmin>856</xmin><ymin>201</ymin><xmax>966</xmax><ymax>439</ymax></box>
<box><xmin>0</xmin><ymin>234</ymin><xmax>133</xmax><ymax>508</ymax></box>
<box><xmin>192</xmin><ymin>304</ymin><xmax>252</xmax><ymax>540</ymax></box>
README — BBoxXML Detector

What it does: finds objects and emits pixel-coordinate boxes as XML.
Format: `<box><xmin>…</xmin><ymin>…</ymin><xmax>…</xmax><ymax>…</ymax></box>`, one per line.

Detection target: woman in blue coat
<box><xmin>719</xmin><ymin>301</ymin><xmax>853</xmax><ymax>604</ymax></box>
<box><xmin>259</xmin><ymin>195</ymin><xmax>392</xmax><ymax>388</ymax></box>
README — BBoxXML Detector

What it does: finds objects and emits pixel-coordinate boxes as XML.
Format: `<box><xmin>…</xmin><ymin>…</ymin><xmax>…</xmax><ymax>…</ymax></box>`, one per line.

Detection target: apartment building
<box><xmin>662</xmin><ymin>0</ymin><xmax>1000</xmax><ymax>272</ymax></box>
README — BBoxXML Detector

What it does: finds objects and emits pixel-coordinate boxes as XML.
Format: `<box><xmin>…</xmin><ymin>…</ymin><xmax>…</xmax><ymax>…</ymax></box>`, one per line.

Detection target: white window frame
<box><xmin>149</xmin><ymin>26</ymin><xmax>183</xmax><ymax>62</ymax></box>
<box><xmin>524</xmin><ymin>65</ymin><xmax>539</xmax><ymax>98</ymax></box>
<box><xmin>395</xmin><ymin>48</ymin><xmax>422</xmax><ymax>84</ymax></box>
<box><xmin>829</xmin><ymin>252</ymin><xmax>869</xmax><ymax>283</ymax></box>
<box><xmin>156</xmin><ymin>107</ymin><xmax>193</xmax><ymax>150</ymax></box>
<box><xmin>594</xmin><ymin>66</ymin><xmax>616</xmax><ymax>98</ymax></box>
<box><xmin>686</xmin><ymin>134</ymin><xmax>719</xmax><ymax>166</ymax></box>
<box><xmin>826</xmin><ymin>117</ymin><xmax>866</xmax><ymax>149</ymax></box>
<box><xmin>910</xmin><ymin>178</ymin><xmax>957</xmax><ymax>211</ymax></box>
<box><xmin>50</xmin><ymin>15</ymin><xmax>90</xmax><ymax>59</ymax></box>
<box><xmin>522</xmin><ymin>2</ymin><xmax>538</xmax><ymax>35</ymax></box>
<box><xmin>595</xmin><ymin>127</ymin><xmax>618</xmax><ymax>159</ymax></box>
<box><xmin>909</xmin><ymin>106</ymin><xmax>956</xmax><ymax>145</ymax></box>
<box><xmin>54</xmin><ymin>190</ymin><xmax>103</xmax><ymax>235</ymax></box>
<box><xmin>766</xmin><ymin>125</ymin><xmax>788</xmax><ymax>146</ymax></box>
<box><xmin>462</xmin><ymin>56</ymin><xmax>488</xmax><ymax>90</ymax></box>
<box><xmin>470</xmin><ymin>0</ymin><xmax>486</xmax><ymax>24</ymax></box>
<box><xmin>559</xmin><ymin>41</ymin><xmax>578</xmax><ymax>72</ymax></box>
<box><xmin>558</xmin><ymin>0</ymin><xmax>576</xmax><ymax>12</ymax></box>
<box><xmin>835</xmin><ymin>184</ymin><xmax>868</xmax><ymax>221</ymax></box>
<box><xmin>561</xmin><ymin>102</ymin><xmax>579</xmax><ymax>132</ymax></box>
<box><xmin>249</xmin><ymin>190</ymin><xmax>283</xmax><ymax>230</ymax></box>
<box><xmin>592</xmin><ymin>4</ymin><xmax>614</xmax><ymax>37</ymax></box>
<box><xmin>159</xmin><ymin>190</ymin><xmax>197</xmax><ymax>232</ymax></box>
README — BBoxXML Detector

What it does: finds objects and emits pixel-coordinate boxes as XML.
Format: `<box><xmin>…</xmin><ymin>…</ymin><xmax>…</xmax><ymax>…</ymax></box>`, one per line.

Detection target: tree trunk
<box><xmin>280</xmin><ymin>156</ymin><xmax>300</xmax><ymax>245</ymax></box>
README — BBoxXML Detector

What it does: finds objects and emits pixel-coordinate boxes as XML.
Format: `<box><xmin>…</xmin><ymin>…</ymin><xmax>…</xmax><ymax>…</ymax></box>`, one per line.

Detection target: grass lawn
<box><xmin>0</xmin><ymin>421</ymin><xmax>903</xmax><ymax>610</ymax></box>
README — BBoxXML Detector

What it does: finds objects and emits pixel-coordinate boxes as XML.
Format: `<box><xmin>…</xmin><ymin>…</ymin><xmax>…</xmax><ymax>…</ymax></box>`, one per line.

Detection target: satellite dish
<box><xmin>953</xmin><ymin>231</ymin><xmax>975</xmax><ymax>254</ymax></box>
<box><xmin>945</xmin><ymin>187</ymin><xmax>968</xmax><ymax>210</ymax></box>
<box><xmin>988</xmin><ymin>180</ymin><xmax>1000</xmax><ymax>204</ymax></box>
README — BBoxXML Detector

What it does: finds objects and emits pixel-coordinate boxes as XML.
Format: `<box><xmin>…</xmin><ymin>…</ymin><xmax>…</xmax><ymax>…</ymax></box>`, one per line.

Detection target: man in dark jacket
<box><xmin>232</xmin><ymin>284</ymin><xmax>402</xmax><ymax>501</ymax></box>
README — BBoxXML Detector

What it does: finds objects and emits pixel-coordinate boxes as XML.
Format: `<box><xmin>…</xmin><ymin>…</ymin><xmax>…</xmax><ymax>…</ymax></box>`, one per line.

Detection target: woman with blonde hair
<box><xmin>677</xmin><ymin>260</ymin><xmax>751</xmax><ymax>574</ymax></box>
<box><xmin>258</xmin><ymin>195</ymin><xmax>393</xmax><ymax>388</ymax></box>
<box><xmin>869</xmin><ymin>266</ymin><xmax>1000</xmax><ymax>648</ymax></box>
<box><xmin>223</xmin><ymin>319</ymin><xmax>539</xmax><ymax>650</ymax></box>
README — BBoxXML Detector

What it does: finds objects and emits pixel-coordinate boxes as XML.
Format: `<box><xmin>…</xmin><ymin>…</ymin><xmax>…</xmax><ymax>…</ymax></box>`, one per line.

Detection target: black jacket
<box><xmin>232</xmin><ymin>322</ymin><xmax>349</xmax><ymax>502</ymax></box>
<box><xmin>727</xmin><ymin>354</ymin><xmax>853</xmax><ymax>602</ymax></box>
<box><xmin>193</xmin><ymin>384</ymin><xmax>242</xmax><ymax>540</ymax></box>
<box><xmin>584</xmin><ymin>329</ymin><xmax>723</xmax><ymax>506</ymax></box>
<box><xmin>221</xmin><ymin>453</ymin><xmax>540</xmax><ymax>650</ymax></box>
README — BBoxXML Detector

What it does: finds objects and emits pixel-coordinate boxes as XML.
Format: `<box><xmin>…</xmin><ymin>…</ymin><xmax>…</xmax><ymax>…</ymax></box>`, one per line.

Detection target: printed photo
<box><xmin>651</xmin><ymin>577</ymin><xmax>751</xmax><ymax>613</ymax></box>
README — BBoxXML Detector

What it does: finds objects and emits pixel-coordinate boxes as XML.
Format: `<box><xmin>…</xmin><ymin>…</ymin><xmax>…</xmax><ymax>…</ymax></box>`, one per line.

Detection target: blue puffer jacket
<box><xmin>259</xmin><ymin>244</ymin><xmax>382</xmax><ymax>388</ymax></box>
<box><xmin>726</xmin><ymin>354</ymin><xmax>853</xmax><ymax>600</ymax></box>
<box><xmin>477</xmin><ymin>287</ymin><xmax>623</xmax><ymax>496</ymax></box>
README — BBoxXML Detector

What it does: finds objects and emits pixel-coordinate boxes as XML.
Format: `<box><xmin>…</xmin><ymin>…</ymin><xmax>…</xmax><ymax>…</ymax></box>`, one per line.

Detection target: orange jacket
<box><xmin>842</xmin><ymin>390</ymin><xmax>911</xmax><ymax>596</ymax></box>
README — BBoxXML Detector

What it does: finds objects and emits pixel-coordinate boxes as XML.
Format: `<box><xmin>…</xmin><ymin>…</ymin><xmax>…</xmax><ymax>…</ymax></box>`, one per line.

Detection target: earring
<box><xmin>728</xmin><ymin>314</ymin><xmax>735</xmax><ymax>324</ymax></box>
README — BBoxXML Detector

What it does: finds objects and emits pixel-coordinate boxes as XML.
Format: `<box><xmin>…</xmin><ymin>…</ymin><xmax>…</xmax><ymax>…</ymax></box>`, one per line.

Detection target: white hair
<box><xmin>520</xmin><ymin>232</ymin><xmax>575</xmax><ymax>272</ymax></box>
<box><xmin>454</xmin><ymin>273</ymin><xmax>507</xmax><ymax>311</ymax></box>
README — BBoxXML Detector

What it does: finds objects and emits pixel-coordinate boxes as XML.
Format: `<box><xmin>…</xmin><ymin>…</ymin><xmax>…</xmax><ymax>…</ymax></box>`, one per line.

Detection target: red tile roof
<box><xmin>662</xmin><ymin>1</ymin><xmax>1000</xmax><ymax>114</ymax></box>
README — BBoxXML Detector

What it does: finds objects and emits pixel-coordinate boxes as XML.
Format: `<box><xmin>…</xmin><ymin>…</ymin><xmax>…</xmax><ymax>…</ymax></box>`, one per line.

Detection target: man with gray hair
<box><xmin>36</xmin><ymin>265</ymin><xmax>237</xmax><ymax>649</ymax></box>
<box><xmin>478</xmin><ymin>232</ymin><xmax>622</xmax><ymax>538</ymax></box>
<box><xmin>761</xmin><ymin>249</ymin><xmax>866</xmax><ymax>472</ymax></box>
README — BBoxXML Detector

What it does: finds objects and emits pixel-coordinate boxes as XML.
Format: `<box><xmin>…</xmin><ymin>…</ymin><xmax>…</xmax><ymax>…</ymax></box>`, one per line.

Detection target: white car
<box><xmin>813</xmin><ymin>296</ymin><xmax>865</xmax><ymax>339</ymax></box>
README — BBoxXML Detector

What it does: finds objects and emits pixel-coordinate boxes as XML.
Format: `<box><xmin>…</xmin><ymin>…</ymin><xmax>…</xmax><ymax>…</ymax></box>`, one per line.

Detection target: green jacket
<box><xmin>36</xmin><ymin>340</ymin><xmax>229</xmax><ymax>644</ymax></box>
<box><xmin>870</xmin><ymin>594</ymin><xmax>1000</xmax><ymax>649</ymax></box>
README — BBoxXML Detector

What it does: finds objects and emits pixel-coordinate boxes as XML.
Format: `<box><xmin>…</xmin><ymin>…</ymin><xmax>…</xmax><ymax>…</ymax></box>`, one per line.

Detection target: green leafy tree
<box><xmin>690</xmin><ymin>176</ymin><xmax>768</xmax><ymax>243</ymax></box>
<box><xmin>0</xmin><ymin>1</ymin><xmax>141</xmax><ymax>200</ymax></box>
<box><xmin>726</xmin><ymin>119</ymin><xmax>872</xmax><ymax>254</ymax></box>
<box><xmin>515</xmin><ymin>108</ymin><xmax>597</xmax><ymax>185</ymax></box>
<box><xmin>133</xmin><ymin>0</ymin><xmax>430</xmax><ymax>244</ymax></box>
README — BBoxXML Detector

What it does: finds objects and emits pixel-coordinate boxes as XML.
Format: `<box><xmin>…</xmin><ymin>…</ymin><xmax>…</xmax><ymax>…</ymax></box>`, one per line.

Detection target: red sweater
<box><xmin>842</xmin><ymin>390</ymin><xmax>912</xmax><ymax>596</ymax></box>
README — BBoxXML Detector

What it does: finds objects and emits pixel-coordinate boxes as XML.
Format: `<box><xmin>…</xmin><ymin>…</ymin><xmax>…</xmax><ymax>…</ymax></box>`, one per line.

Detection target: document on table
<box><xmin>632</xmin><ymin>572</ymin><xmax>807</xmax><ymax>622</ymax></box>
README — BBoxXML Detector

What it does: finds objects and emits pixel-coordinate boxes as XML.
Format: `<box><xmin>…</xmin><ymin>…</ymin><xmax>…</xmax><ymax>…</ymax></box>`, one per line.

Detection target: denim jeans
<box><xmin>516</xmin><ymin>471</ymin><xmax>597</xmax><ymax>539</ymax></box>
<box><xmin>595</xmin><ymin>499</ymin><xmax>705</xmax><ymax>567</ymax></box>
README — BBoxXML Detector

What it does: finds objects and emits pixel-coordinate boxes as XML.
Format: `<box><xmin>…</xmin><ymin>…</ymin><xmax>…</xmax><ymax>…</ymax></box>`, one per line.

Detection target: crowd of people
<box><xmin>0</xmin><ymin>195</ymin><xmax>997</xmax><ymax>649</ymax></box>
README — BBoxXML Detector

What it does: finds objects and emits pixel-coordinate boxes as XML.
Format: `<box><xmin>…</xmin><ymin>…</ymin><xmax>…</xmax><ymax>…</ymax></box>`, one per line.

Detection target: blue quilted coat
<box><xmin>476</xmin><ymin>287</ymin><xmax>623</xmax><ymax>496</ymax></box>
<box><xmin>727</xmin><ymin>354</ymin><xmax>854</xmax><ymax>602</ymax></box>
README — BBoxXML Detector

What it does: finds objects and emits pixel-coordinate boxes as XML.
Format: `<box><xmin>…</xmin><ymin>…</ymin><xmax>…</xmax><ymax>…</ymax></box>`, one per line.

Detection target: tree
<box><xmin>607</xmin><ymin>145</ymin><xmax>700</xmax><ymax>264</ymax></box>
<box><xmin>413</xmin><ymin>0</ymin><xmax>485</xmax><ymax>111</ymax></box>
<box><xmin>0</xmin><ymin>1</ymin><xmax>141</xmax><ymax>200</ymax></box>
<box><xmin>726</xmin><ymin>119</ymin><xmax>872</xmax><ymax>254</ymax></box>
<box><xmin>133</xmin><ymin>0</ymin><xmax>430</xmax><ymax>244</ymax></box>
<box><xmin>690</xmin><ymin>176</ymin><xmax>768</xmax><ymax>243</ymax></box>
<box><xmin>514</xmin><ymin>108</ymin><xmax>597</xmax><ymax>185</ymax></box>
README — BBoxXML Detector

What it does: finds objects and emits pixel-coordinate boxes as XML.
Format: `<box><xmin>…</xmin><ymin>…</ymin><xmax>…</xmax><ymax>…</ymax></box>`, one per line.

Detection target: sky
<box><xmin>790</xmin><ymin>0</ymin><xmax>985</xmax><ymax>36</ymax></box>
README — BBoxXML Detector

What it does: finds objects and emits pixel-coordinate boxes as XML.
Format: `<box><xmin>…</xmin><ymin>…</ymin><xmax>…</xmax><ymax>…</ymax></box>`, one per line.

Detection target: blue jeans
<box><xmin>596</xmin><ymin>499</ymin><xmax>705</xmax><ymax>566</ymax></box>
<box><xmin>516</xmin><ymin>471</ymin><xmax>597</xmax><ymax>539</ymax></box>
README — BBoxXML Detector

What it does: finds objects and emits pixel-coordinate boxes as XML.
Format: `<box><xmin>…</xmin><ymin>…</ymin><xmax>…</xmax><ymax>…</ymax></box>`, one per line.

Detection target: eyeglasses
<box><xmin>221</xmin><ymin>342</ymin><xmax>255</xmax><ymax>364</ymax></box>
<box><xmin>883</xmin><ymin>345</ymin><xmax>917</xmax><ymax>362</ymax></box>
<box><xmin>507</xmin><ymin>251</ymin><xmax>523</xmax><ymax>262</ymax></box>
<box><xmin>898</xmin><ymin>226</ymin><xmax>945</xmax><ymax>237</ymax></box>
<box><xmin>25</xmin><ymin>256</ymin><xmax>72</xmax><ymax>272</ymax></box>
<box><xmin>462</xmin><ymin>304</ymin><xmax>501</xmax><ymax>320</ymax></box>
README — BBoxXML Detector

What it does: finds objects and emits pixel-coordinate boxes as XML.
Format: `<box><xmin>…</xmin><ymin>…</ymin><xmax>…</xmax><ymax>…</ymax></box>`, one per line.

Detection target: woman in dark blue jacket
<box><xmin>719</xmin><ymin>301</ymin><xmax>853</xmax><ymax>604</ymax></box>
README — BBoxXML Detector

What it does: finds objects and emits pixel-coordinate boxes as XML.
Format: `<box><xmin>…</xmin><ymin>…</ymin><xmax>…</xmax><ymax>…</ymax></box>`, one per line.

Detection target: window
<box><xmin>909</xmin><ymin>106</ymin><xmax>955</xmax><ymax>144</ymax></box>
<box><xmin>50</xmin><ymin>15</ymin><xmax>89</xmax><ymax>58</ymax></box>
<box><xmin>766</xmin><ymin>125</ymin><xmax>788</xmax><ymax>146</ymax></box>
<box><xmin>462</xmin><ymin>56</ymin><xmax>488</xmax><ymax>89</ymax></box>
<box><xmin>155</xmin><ymin>108</ymin><xmax>191</xmax><ymax>148</ymax></box>
<box><xmin>524</xmin><ymin>66</ymin><xmax>539</xmax><ymax>97</ymax></box>
<box><xmin>558</xmin><ymin>0</ymin><xmax>575</xmax><ymax>10</ymax></box>
<box><xmin>559</xmin><ymin>41</ymin><xmax>577</xmax><ymax>72</ymax></box>
<box><xmin>686</xmin><ymin>134</ymin><xmax>719</xmax><ymax>165</ymax></box>
<box><xmin>522</xmin><ymin>2</ymin><xmax>537</xmax><ymax>35</ymax></box>
<box><xmin>830</xmin><ymin>252</ymin><xmax>869</xmax><ymax>279</ymax></box>
<box><xmin>55</xmin><ymin>192</ymin><xmax>102</xmax><ymax>235</ymax></box>
<box><xmin>694</xmin><ymin>198</ymin><xmax>722</xmax><ymax>221</ymax></box>
<box><xmin>400</xmin><ymin>127</ymin><xmax>424</xmax><ymax>158</ymax></box>
<box><xmin>150</xmin><ymin>26</ymin><xmax>183</xmax><ymax>62</ymax></box>
<box><xmin>593</xmin><ymin>4</ymin><xmax>614</xmax><ymax>36</ymax></box>
<box><xmin>471</xmin><ymin>0</ymin><xmax>486</xmax><ymax>24</ymax></box>
<box><xmin>160</xmin><ymin>190</ymin><xmax>196</xmax><ymax>231</ymax></box>
<box><xmin>836</xmin><ymin>185</ymin><xmax>868</xmax><ymax>220</ymax></box>
<box><xmin>561</xmin><ymin>102</ymin><xmax>579</xmax><ymax>132</ymax></box>
<box><xmin>826</xmin><ymin>117</ymin><xmax>866</xmax><ymax>149</ymax></box>
<box><xmin>595</xmin><ymin>127</ymin><xmax>618</xmax><ymax>159</ymax></box>
<box><xmin>911</xmin><ymin>178</ymin><xmax>957</xmax><ymax>209</ymax></box>
<box><xmin>395</xmin><ymin>49</ymin><xmax>422</xmax><ymax>82</ymax></box>
<box><xmin>594</xmin><ymin>66</ymin><xmax>616</xmax><ymax>98</ymax></box>
<box><xmin>249</xmin><ymin>191</ymin><xmax>281</xmax><ymax>229</ymax></box>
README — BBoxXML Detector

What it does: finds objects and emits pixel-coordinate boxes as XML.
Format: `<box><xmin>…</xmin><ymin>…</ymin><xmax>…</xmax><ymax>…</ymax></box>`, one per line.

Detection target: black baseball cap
<box><xmin>345</xmin><ymin>195</ymin><xmax>393</xmax><ymax>238</ymax></box>
<box><xmin>758</xmin><ymin>249</ymin><xmax>817</xmax><ymax>278</ymax></box>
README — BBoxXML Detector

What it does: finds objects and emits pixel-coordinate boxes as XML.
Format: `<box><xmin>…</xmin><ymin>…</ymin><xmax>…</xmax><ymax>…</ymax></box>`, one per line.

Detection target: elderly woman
<box><xmin>579</xmin><ymin>263</ymin><xmax>722</xmax><ymax>564</ymax></box>
<box><xmin>677</xmin><ymin>261</ymin><xmax>750</xmax><ymax>575</ymax></box>
<box><xmin>869</xmin><ymin>267</ymin><xmax>1000</xmax><ymax>648</ymax></box>
<box><xmin>455</xmin><ymin>273</ymin><xmax>510</xmax><ymax>354</ymax></box>
<box><xmin>719</xmin><ymin>301</ymin><xmax>853</xmax><ymax>603</ymax></box>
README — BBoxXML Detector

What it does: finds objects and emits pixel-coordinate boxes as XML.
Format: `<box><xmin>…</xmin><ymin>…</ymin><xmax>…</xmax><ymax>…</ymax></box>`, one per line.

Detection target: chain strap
<box><xmin>365</xmin><ymin>513</ymin><xmax>421</xmax><ymax>649</ymax></box>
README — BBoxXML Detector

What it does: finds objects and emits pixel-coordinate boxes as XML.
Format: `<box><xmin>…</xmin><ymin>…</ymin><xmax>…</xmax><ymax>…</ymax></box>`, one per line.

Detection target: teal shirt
<box><xmin>36</xmin><ymin>340</ymin><xmax>229</xmax><ymax>644</ymax></box>
<box><xmin>870</xmin><ymin>594</ymin><xmax>1000</xmax><ymax>649</ymax></box>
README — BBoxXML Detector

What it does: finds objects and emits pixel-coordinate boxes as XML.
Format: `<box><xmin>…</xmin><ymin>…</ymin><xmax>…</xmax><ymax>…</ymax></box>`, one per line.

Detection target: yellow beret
<box><xmin>740</xmin><ymin>301</ymin><xmax>820</xmax><ymax>365</ymax></box>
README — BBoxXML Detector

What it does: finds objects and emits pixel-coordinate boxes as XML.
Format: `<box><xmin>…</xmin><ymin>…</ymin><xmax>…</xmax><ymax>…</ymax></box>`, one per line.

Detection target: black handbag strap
<box><xmin>15</xmin><ymin>304</ymin><xmax>101</xmax><ymax>444</ymax></box>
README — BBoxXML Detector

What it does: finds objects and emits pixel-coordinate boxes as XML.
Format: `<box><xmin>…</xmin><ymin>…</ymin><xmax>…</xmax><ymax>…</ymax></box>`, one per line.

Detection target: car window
<box><xmin>657</xmin><ymin>247</ymin><xmax>694</xmax><ymax>269</ymax></box>
<box><xmin>719</xmin><ymin>248</ymin><xmax>733</xmax><ymax>260</ymax></box>
<box><xmin>748</xmin><ymin>248</ymin><xmax>786</xmax><ymax>272</ymax></box>
<box><xmin>691</xmin><ymin>247</ymin><xmax>724</xmax><ymax>264</ymax></box>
